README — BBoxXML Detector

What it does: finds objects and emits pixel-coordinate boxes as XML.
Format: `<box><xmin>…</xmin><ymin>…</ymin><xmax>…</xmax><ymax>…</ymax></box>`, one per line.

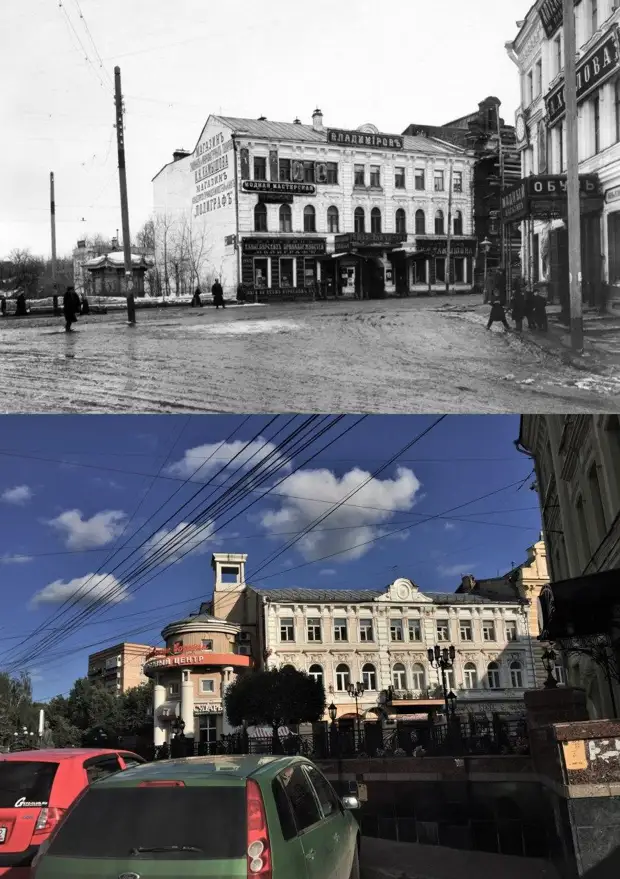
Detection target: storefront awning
<box><xmin>538</xmin><ymin>569</ymin><xmax>620</xmax><ymax>640</ymax></box>
<box><xmin>157</xmin><ymin>700</ymin><xmax>181</xmax><ymax>720</ymax></box>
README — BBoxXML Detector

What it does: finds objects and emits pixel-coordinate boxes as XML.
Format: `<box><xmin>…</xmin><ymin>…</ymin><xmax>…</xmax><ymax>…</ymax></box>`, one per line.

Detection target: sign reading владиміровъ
<box><xmin>327</xmin><ymin>129</ymin><xmax>404</xmax><ymax>151</ymax></box>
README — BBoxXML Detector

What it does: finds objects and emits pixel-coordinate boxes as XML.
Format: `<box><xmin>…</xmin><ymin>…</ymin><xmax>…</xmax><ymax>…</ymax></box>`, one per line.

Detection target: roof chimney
<box><xmin>312</xmin><ymin>108</ymin><xmax>324</xmax><ymax>131</ymax></box>
<box><xmin>258</xmin><ymin>116</ymin><xmax>267</xmax><ymax>121</ymax></box>
<box><xmin>172</xmin><ymin>148</ymin><xmax>190</xmax><ymax>162</ymax></box>
<box><xmin>460</xmin><ymin>574</ymin><xmax>477</xmax><ymax>592</ymax></box>
<box><xmin>293</xmin><ymin>117</ymin><xmax>301</xmax><ymax>125</ymax></box>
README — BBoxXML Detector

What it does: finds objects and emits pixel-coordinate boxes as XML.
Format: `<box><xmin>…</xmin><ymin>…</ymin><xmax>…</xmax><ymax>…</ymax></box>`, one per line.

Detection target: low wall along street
<box><xmin>316</xmin><ymin>755</ymin><xmax>554</xmax><ymax>860</ymax></box>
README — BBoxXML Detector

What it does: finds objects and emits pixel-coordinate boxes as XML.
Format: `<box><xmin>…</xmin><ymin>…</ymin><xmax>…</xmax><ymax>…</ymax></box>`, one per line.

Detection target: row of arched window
<box><xmin>306</xmin><ymin>660</ymin><xmax>527</xmax><ymax>693</ymax></box>
<box><xmin>254</xmin><ymin>203</ymin><xmax>464</xmax><ymax>236</ymax></box>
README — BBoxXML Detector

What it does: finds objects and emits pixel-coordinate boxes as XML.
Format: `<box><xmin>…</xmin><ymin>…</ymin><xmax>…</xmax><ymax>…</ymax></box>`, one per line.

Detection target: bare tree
<box><xmin>134</xmin><ymin>219</ymin><xmax>155</xmax><ymax>254</ymax></box>
<box><xmin>153</xmin><ymin>212</ymin><xmax>175</xmax><ymax>297</ymax></box>
<box><xmin>180</xmin><ymin>212</ymin><xmax>213</xmax><ymax>293</ymax></box>
<box><xmin>8</xmin><ymin>249</ymin><xmax>44</xmax><ymax>297</ymax></box>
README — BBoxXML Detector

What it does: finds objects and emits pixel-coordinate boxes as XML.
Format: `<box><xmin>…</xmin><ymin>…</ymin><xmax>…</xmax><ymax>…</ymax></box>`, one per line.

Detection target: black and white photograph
<box><xmin>1</xmin><ymin>1</ymin><xmax>620</xmax><ymax>878</ymax></box>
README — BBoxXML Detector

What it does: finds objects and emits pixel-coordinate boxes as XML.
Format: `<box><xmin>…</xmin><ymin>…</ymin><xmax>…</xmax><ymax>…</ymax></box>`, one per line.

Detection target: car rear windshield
<box><xmin>47</xmin><ymin>786</ymin><xmax>246</xmax><ymax>859</ymax></box>
<box><xmin>0</xmin><ymin>762</ymin><xmax>59</xmax><ymax>808</ymax></box>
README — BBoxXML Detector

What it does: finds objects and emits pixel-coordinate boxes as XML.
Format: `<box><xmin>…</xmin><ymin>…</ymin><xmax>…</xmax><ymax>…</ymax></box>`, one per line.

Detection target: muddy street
<box><xmin>1</xmin><ymin>297</ymin><xmax>618</xmax><ymax>413</ymax></box>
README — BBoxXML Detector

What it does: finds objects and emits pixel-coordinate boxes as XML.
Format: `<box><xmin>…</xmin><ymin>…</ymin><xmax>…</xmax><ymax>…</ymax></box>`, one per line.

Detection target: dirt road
<box><xmin>1</xmin><ymin>298</ymin><xmax>618</xmax><ymax>413</ymax></box>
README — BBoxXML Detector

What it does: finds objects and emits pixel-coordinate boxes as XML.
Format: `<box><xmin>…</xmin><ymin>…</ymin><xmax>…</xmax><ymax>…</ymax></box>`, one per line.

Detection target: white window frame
<box><xmin>359</xmin><ymin>619</ymin><xmax>374</xmax><ymax>642</ymax></box>
<box><xmin>392</xmin><ymin>663</ymin><xmax>407</xmax><ymax>690</ymax></box>
<box><xmin>390</xmin><ymin>619</ymin><xmax>404</xmax><ymax>642</ymax></box>
<box><xmin>334</xmin><ymin>618</ymin><xmax>348</xmax><ymax>642</ymax></box>
<box><xmin>307</xmin><ymin>618</ymin><xmax>322</xmax><ymax>642</ymax></box>
<box><xmin>280</xmin><ymin>618</ymin><xmax>295</xmax><ymax>642</ymax></box>
<box><xmin>200</xmin><ymin>678</ymin><xmax>215</xmax><ymax>694</ymax></box>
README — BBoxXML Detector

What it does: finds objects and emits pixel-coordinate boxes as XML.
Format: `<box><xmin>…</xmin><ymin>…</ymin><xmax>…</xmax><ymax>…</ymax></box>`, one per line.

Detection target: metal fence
<box><xmin>156</xmin><ymin>718</ymin><xmax>530</xmax><ymax>761</ymax></box>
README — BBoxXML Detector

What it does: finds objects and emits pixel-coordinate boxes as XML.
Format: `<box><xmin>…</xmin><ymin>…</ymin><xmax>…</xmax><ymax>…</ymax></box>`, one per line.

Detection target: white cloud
<box><xmin>30</xmin><ymin>573</ymin><xmax>129</xmax><ymax>608</ymax></box>
<box><xmin>1</xmin><ymin>485</ymin><xmax>33</xmax><ymax>505</ymax></box>
<box><xmin>166</xmin><ymin>438</ymin><xmax>291</xmax><ymax>483</ymax></box>
<box><xmin>444</xmin><ymin>522</ymin><xmax>456</xmax><ymax>531</ymax></box>
<box><xmin>438</xmin><ymin>563</ymin><xmax>477</xmax><ymax>577</ymax></box>
<box><xmin>319</xmin><ymin>568</ymin><xmax>336</xmax><ymax>576</ymax></box>
<box><xmin>0</xmin><ymin>553</ymin><xmax>32</xmax><ymax>564</ymax></box>
<box><xmin>260</xmin><ymin>466</ymin><xmax>421</xmax><ymax>562</ymax></box>
<box><xmin>142</xmin><ymin>520</ymin><xmax>218</xmax><ymax>563</ymax></box>
<box><xmin>47</xmin><ymin>509</ymin><xmax>127</xmax><ymax>550</ymax></box>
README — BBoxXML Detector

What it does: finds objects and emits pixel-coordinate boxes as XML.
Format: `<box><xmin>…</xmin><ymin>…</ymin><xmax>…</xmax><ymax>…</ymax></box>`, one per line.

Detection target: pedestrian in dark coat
<box><xmin>15</xmin><ymin>291</ymin><xmax>27</xmax><ymax>316</ymax></box>
<box><xmin>212</xmin><ymin>279</ymin><xmax>225</xmax><ymax>309</ymax></box>
<box><xmin>63</xmin><ymin>285</ymin><xmax>79</xmax><ymax>331</ymax></box>
<box><xmin>533</xmin><ymin>293</ymin><xmax>548</xmax><ymax>332</ymax></box>
<box><xmin>511</xmin><ymin>292</ymin><xmax>526</xmax><ymax>332</ymax></box>
<box><xmin>486</xmin><ymin>296</ymin><xmax>510</xmax><ymax>332</ymax></box>
<box><xmin>0</xmin><ymin>296</ymin><xmax>6</xmax><ymax>317</ymax></box>
<box><xmin>524</xmin><ymin>291</ymin><xmax>537</xmax><ymax>329</ymax></box>
<box><xmin>81</xmin><ymin>294</ymin><xmax>90</xmax><ymax>315</ymax></box>
<box><xmin>192</xmin><ymin>287</ymin><xmax>203</xmax><ymax>307</ymax></box>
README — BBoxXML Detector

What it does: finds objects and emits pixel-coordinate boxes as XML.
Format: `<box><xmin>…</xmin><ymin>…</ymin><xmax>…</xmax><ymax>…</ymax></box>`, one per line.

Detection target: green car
<box><xmin>31</xmin><ymin>755</ymin><xmax>361</xmax><ymax>879</ymax></box>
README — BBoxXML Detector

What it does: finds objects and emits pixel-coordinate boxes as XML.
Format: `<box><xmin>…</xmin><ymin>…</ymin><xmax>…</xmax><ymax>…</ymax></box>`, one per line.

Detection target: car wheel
<box><xmin>348</xmin><ymin>841</ymin><xmax>360</xmax><ymax>879</ymax></box>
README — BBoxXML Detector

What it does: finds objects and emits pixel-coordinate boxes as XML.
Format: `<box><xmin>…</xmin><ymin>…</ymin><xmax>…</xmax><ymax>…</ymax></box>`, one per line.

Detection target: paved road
<box><xmin>1</xmin><ymin>297</ymin><xmax>618</xmax><ymax>413</ymax></box>
<box><xmin>360</xmin><ymin>838</ymin><xmax>559</xmax><ymax>879</ymax></box>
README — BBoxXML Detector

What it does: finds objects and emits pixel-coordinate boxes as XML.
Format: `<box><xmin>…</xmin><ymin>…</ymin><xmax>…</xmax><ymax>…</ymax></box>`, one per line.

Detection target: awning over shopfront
<box><xmin>501</xmin><ymin>175</ymin><xmax>604</xmax><ymax>224</ymax></box>
<box><xmin>538</xmin><ymin>568</ymin><xmax>620</xmax><ymax>640</ymax></box>
<box><xmin>157</xmin><ymin>700</ymin><xmax>181</xmax><ymax>720</ymax></box>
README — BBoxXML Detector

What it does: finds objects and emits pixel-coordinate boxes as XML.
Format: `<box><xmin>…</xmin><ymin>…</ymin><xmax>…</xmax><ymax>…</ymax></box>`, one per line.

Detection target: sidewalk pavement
<box><xmin>360</xmin><ymin>838</ymin><xmax>560</xmax><ymax>879</ymax></box>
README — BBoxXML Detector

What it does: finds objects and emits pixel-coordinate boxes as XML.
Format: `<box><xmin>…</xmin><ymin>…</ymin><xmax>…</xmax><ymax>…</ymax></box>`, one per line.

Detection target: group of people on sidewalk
<box><xmin>487</xmin><ymin>285</ymin><xmax>548</xmax><ymax>334</ymax></box>
<box><xmin>191</xmin><ymin>279</ymin><xmax>225</xmax><ymax>309</ymax></box>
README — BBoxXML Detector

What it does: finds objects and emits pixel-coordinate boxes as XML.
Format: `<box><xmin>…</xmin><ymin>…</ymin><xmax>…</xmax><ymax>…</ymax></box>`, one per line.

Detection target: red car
<box><xmin>0</xmin><ymin>748</ymin><xmax>145</xmax><ymax>878</ymax></box>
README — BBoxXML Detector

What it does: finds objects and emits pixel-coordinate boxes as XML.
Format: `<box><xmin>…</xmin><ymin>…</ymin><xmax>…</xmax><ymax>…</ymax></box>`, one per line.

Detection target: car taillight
<box><xmin>32</xmin><ymin>807</ymin><xmax>66</xmax><ymax>838</ymax></box>
<box><xmin>246</xmin><ymin>780</ymin><xmax>271</xmax><ymax>879</ymax></box>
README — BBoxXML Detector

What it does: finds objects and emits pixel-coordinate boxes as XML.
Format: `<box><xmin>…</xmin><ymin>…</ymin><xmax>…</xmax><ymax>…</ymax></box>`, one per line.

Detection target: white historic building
<box><xmin>201</xmin><ymin>552</ymin><xmax>545</xmax><ymax>725</ymax></box>
<box><xmin>505</xmin><ymin>0</ymin><xmax>620</xmax><ymax>309</ymax></box>
<box><xmin>152</xmin><ymin>111</ymin><xmax>477</xmax><ymax>300</ymax></box>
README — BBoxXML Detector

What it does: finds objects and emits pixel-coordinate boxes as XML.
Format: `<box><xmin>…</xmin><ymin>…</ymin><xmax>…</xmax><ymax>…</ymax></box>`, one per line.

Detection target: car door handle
<box><xmin>305</xmin><ymin>849</ymin><xmax>316</xmax><ymax>861</ymax></box>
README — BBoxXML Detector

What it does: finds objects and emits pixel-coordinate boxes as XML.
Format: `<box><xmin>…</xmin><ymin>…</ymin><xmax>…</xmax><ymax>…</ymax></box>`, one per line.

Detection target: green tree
<box><xmin>44</xmin><ymin>695</ymin><xmax>81</xmax><ymax>748</ymax></box>
<box><xmin>224</xmin><ymin>667</ymin><xmax>325</xmax><ymax>754</ymax></box>
<box><xmin>65</xmin><ymin>678</ymin><xmax>123</xmax><ymax>742</ymax></box>
<box><xmin>0</xmin><ymin>672</ymin><xmax>38</xmax><ymax>750</ymax></box>
<box><xmin>120</xmin><ymin>682</ymin><xmax>153</xmax><ymax>736</ymax></box>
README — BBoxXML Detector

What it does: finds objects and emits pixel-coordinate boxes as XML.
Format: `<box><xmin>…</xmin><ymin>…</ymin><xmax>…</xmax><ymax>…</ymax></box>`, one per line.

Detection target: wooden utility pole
<box><xmin>49</xmin><ymin>172</ymin><xmax>58</xmax><ymax>303</ymax></box>
<box><xmin>563</xmin><ymin>0</ymin><xmax>583</xmax><ymax>352</ymax></box>
<box><xmin>445</xmin><ymin>161</ymin><xmax>453</xmax><ymax>294</ymax></box>
<box><xmin>114</xmin><ymin>66</ymin><xmax>136</xmax><ymax>324</ymax></box>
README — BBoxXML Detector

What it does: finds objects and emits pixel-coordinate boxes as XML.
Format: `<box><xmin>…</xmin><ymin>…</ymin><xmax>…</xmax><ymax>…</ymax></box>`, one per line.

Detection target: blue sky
<box><xmin>1</xmin><ymin>0</ymin><xmax>528</xmax><ymax>254</ymax></box>
<box><xmin>0</xmin><ymin>414</ymin><xmax>541</xmax><ymax>701</ymax></box>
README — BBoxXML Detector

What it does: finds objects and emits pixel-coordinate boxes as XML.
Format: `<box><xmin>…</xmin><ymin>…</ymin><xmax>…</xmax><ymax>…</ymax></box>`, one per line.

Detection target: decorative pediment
<box><xmin>376</xmin><ymin>578</ymin><xmax>433</xmax><ymax>604</ymax></box>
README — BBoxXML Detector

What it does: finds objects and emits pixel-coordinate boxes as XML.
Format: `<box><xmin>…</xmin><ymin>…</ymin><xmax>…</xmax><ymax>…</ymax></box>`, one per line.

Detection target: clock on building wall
<box><xmin>515</xmin><ymin>112</ymin><xmax>528</xmax><ymax>147</ymax></box>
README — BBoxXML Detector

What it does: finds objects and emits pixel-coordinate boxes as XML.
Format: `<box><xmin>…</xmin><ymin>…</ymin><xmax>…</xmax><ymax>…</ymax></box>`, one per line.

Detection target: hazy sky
<box><xmin>0</xmin><ymin>414</ymin><xmax>540</xmax><ymax>700</ymax></box>
<box><xmin>2</xmin><ymin>0</ymin><xmax>528</xmax><ymax>258</ymax></box>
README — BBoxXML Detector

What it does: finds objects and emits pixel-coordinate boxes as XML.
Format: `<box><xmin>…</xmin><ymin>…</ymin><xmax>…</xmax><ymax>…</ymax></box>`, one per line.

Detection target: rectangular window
<box><xmin>307</xmin><ymin>618</ymin><xmax>322</xmax><ymax>642</ymax></box>
<box><xmin>200</xmin><ymin>679</ymin><xmax>215</xmax><ymax>694</ymax></box>
<box><xmin>592</xmin><ymin>0</ymin><xmax>598</xmax><ymax>34</ymax></box>
<box><xmin>415</xmin><ymin>169</ymin><xmax>425</xmax><ymax>190</ymax></box>
<box><xmin>359</xmin><ymin>618</ymin><xmax>374</xmax><ymax>641</ymax></box>
<box><xmin>327</xmin><ymin>209</ymin><xmax>339</xmax><ymax>233</ymax></box>
<box><xmin>454</xmin><ymin>257</ymin><xmax>465</xmax><ymax>282</ymax></box>
<box><xmin>588</xmin><ymin>462</ymin><xmax>607</xmax><ymax>545</ymax></box>
<box><xmin>593</xmin><ymin>95</ymin><xmax>600</xmax><ymax>155</ymax></box>
<box><xmin>434</xmin><ymin>170</ymin><xmax>444</xmax><ymax>191</ymax></box>
<box><xmin>555</xmin><ymin>36</ymin><xmax>562</xmax><ymax>75</ymax></box>
<box><xmin>505</xmin><ymin>620</ymin><xmax>518</xmax><ymax>641</ymax></box>
<box><xmin>168</xmin><ymin>682</ymin><xmax>180</xmax><ymax>697</ymax></box>
<box><xmin>254</xmin><ymin>257</ymin><xmax>268</xmax><ymax>288</ymax></box>
<box><xmin>280</xmin><ymin>617</ymin><xmax>295</xmax><ymax>641</ymax></box>
<box><xmin>482</xmin><ymin>621</ymin><xmax>496</xmax><ymax>642</ymax></box>
<box><xmin>576</xmin><ymin>496</ymin><xmax>591</xmax><ymax>568</ymax></box>
<box><xmin>527</xmin><ymin>70</ymin><xmax>534</xmax><ymax>104</ymax></box>
<box><xmin>459</xmin><ymin>620</ymin><xmax>473</xmax><ymax>641</ymax></box>
<box><xmin>370</xmin><ymin>165</ymin><xmax>381</xmax><ymax>187</ymax></box>
<box><xmin>436</xmin><ymin>258</ymin><xmax>446</xmax><ymax>282</ymax></box>
<box><xmin>616</xmin><ymin>79</ymin><xmax>620</xmax><ymax>143</ymax></box>
<box><xmin>559</xmin><ymin>122</ymin><xmax>565</xmax><ymax>171</ymax></box>
<box><xmin>0</xmin><ymin>761</ymin><xmax>59</xmax><ymax>808</ymax></box>
<box><xmin>354</xmin><ymin>164</ymin><xmax>365</xmax><ymax>186</ymax></box>
<box><xmin>303</xmin><ymin>161</ymin><xmax>315</xmax><ymax>183</ymax></box>
<box><xmin>303</xmin><ymin>258</ymin><xmax>317</xmax><ymax>287</ymax></box>
<box><xmin>535</xmin><ymin>59</ymin><xmax>543</xmax><ymax>97</ymax></box>
<box><xmin>326</xmin><ymin>161</ymin><xmax>339</xmax><ymax>184</ymax></box>
<box><xmin>436</xmin><ymin>619</ymin><xmax>449</xmax><ymax>641</ymax></box>
<box><xmin>390</xmin><ymin>619</ymin><xmax>404</xmax><ymax>641</ymax></box>
<box><xmin>453</xmin><ymin>171</ymin><xmax>463</xmax><ymax>192</ymax></box>
<box><xmin>201</xmin><ymin>639</ymin><xmax>213</xmax><ymax>650</ymax></box>
<box><xmin>334</xmin><ymin>618</ymin><xmax>348</xmax><ymax>641</ymax></box>
<box><xmin>408</xmin><ymin>619</ymin><xmax>421</xmax><ymax>641</ymax></box>
<box><xmin>279</xmin><ymin>159</ymin><xmax>291</xmax><ymax>181</ymax></box>
<box><xmin>254</xmin><ymin>157</ymin><xmax>267</xmax><ymax>180</ymax></box>
<box><xmin>279</xmin><ymin>257</ymin><xmax>294</xmax><ymax>288</ymax></box>
<box><xmin>395</xmin><ymin>167</ymin><xmax>406</xmax><ymax>189</ymax></box>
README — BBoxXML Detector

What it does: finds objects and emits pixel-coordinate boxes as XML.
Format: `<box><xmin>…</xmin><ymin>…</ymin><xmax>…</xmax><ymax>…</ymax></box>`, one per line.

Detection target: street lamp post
<box><xmin>347</xmin><ymin>681</ymin><xmax>365</xmax><ymax>749</ymax></box>
<box><xmin>481</xmin><ymin>238</ymin><xmax>492</xmax><ymax>302</ymax></box>
<box><xmin>427</xmin><ymin>645</ymin><xmax>457</xmax><ymax>720</ymax></box>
